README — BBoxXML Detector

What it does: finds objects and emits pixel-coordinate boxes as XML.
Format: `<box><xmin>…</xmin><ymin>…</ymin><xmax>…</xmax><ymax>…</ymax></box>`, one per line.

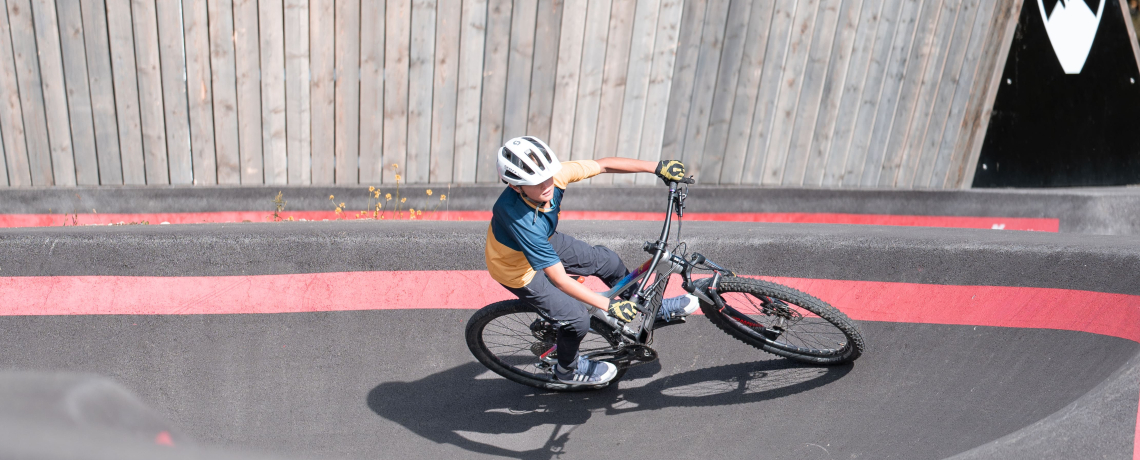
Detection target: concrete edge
<box><xmin>1</xmin><ymin>185</ymin><xmax>1138</xmax><ymax>234</ymax></box>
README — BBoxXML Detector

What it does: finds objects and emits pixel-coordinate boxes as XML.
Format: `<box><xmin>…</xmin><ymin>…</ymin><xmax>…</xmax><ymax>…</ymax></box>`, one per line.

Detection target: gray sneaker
<box><xmin>658</xmin><ymin>293</ymin><xmax>699</xmax><ymax>322</ymax></box>
<box><xmin>554</xmin><ymin>355</ymin><xmax>618</xmax><ymax>386</ymax></box>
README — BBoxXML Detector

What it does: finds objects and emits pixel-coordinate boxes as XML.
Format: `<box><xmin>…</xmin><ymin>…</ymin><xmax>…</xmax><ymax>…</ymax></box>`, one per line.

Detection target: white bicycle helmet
<box><xmin>497</xmin><ymin>136</ymin><xmax>562</xmax><ymax>186</ymax></box>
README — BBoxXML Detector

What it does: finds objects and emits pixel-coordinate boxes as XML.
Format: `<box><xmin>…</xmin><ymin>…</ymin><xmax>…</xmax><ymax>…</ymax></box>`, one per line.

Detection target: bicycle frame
<box><xmin>588</xmin><ymin>178</ymin><xmax>735</xmax><ymax>347</ymax></box>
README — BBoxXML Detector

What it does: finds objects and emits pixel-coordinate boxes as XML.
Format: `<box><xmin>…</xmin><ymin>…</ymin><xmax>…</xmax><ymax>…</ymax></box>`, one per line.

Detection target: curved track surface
<box><xmin>1</xmin><ymin>220</ymin><xmax>1138</xmax><ymax>459</ymax></box>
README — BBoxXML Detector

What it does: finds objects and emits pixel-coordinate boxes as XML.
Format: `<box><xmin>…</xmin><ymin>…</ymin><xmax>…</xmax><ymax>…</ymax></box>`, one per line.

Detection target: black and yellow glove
<box><xmin>607</xmin><ymin>299</ymin><xmax>638</xmax><ymax>323</ymax></box>
<box><xmin>656</xmin><ymin>160</ymin><xmax>686</xmax><ymax>184</ymax></box>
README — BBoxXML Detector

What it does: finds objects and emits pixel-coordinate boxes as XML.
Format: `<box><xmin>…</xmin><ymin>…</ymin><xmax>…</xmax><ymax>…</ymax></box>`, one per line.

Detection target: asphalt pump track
<box><xmin>1</xmin><ymin>220</ymin><xmax>1138</xmax><ymax>459</ymax></box>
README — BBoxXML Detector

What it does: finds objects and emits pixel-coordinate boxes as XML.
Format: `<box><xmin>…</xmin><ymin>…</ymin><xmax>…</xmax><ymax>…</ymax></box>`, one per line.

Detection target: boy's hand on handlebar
<box><xmin>607</xmin><ymin>299</ymin><xmax>638</xmax><ymax>323</ymax></box>
<box><xmin>656</xmin><ymin>160</ymin><xmax>686</xmax><ymax>184</ymax></box>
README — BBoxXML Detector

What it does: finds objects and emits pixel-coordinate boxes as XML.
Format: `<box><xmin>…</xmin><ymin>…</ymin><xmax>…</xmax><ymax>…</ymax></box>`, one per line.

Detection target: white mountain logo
<box><xmin>1036</xmin><ymin>0</ymin><xmax>1104</xmax><ymax>74</ymax></box>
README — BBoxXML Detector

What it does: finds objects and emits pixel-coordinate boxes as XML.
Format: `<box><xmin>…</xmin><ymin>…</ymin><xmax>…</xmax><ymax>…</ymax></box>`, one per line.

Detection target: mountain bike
<box><xmin>465</xmin><ymin>177</ymin><xmax>865</xmax><ymax>391</ymax></box>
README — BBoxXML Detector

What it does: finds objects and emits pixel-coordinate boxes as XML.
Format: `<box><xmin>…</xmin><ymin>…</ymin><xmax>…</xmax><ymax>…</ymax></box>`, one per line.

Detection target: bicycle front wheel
<box><xmin>465</xmin><ymin>300</ymin><xmax>627</xmax><ymax>391</ymax></box>
<box><xmin>700</xmin><ymin>278</ymin><xmax>864</xmax><ymax>365</ymax></box>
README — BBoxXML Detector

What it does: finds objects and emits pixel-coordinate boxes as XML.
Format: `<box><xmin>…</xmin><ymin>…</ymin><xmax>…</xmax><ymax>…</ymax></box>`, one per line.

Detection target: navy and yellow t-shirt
<box><xmin>485</xmin><ymin>160</ymin><xmax>603</xmax><ymax>288</ymax></box>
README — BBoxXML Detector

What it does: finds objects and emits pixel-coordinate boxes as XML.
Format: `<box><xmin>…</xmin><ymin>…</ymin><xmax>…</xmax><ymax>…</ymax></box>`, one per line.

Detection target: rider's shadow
<box><xmin>366</xmin><ymin>359</ymin><xmax>851</xmax><ymax>460</ymax></box>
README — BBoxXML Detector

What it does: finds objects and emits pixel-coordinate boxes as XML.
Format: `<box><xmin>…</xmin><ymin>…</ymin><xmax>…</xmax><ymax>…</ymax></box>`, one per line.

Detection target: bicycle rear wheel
<box><xmin>700</xmin><ymin>277</ymin><xmax>864</xmax><ymax>364</ymax></box>
<box><xmin>465</xmin><ymin>300</ymin><xmax>627</xmax><ymax>391</ymax></box>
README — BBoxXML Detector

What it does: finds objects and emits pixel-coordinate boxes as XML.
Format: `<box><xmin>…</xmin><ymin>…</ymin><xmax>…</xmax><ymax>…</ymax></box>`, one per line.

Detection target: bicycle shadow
<box><xmin>366</xmin><ymin>358</ymin><xmax>851</xmax><ymax>459</ymax></box>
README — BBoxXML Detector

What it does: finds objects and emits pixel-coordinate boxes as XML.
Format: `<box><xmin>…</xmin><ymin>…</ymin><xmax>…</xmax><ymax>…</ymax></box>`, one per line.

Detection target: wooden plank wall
<box><xmin>0</xmin><ymin>0</ymin><xmax>1018</xmax><ymax>188</ymax></box>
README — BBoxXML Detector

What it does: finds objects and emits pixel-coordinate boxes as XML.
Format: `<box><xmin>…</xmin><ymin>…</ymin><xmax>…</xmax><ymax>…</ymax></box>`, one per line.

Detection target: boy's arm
<box><xmin>595</xmin><ymin>157</ymin><xmax>687</xmax><ymax>183</ymax></box>
<box><xmin>594</xmin><ymin>157</ymin><xmax>655</xmax><ymax>174</ymax></box>
<box><xmin>543</xmin><ymin>262</ymin><xmax>610</xmax><ymax>311</ymax></box>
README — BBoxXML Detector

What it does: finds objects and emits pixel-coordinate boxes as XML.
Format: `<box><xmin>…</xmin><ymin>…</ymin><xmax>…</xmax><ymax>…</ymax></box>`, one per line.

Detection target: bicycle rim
<box><xmin>475</xmin><ymin>303</ymin><xmax>623</xmax><ymax>383</ymax></box>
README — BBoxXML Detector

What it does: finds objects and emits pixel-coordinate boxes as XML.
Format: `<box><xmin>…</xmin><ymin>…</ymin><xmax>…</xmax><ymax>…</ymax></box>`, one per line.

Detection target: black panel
<box><xmin>975</xmin><ymin>0</ymin><xmax>1140</xmax><ymax>187</ymax></box>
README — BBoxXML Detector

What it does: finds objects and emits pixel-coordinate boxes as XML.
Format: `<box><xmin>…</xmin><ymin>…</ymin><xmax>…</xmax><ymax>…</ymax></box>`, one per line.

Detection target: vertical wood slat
<box><xmin>822</xmin><ymin>0</ymin><xmax>884</xmax><ymax>185</ymax></box>
<box><xmin>357</xmin><ymin>0</ymin><xmax>385</xmax><ymax>183</ymax></box>
<box><xmin>233</xmin><ymin>0</ymin><xmax>262</xmax><ymax>184</ymax></box>
<box><xmin>309</xmin><ymin>0</ymin><xmax>335</xmax><ymax>184</ymax></box>
<box><xmin>80</xmin><ymin>0</ymin><xmax>123</xmax><ymax>185</ymax></box>
<box><xmin>258</xmin><ymin>0</ymin><xmax>286</xmax><ymax>184</ymax></box>
<box><xmin>501</xmin><ymin>0</ymin><xmax>536</xmax><ymax>142</ymax></box>
<box><xmin>930</xmin><ymin>0</ymin><xmax>995</xmax><ymax>187</ymax></box>
<box><xmin>760</xmin><ymin>0</ymin><xmax>821</xmax><ymax>185</ymax></box>
<box><xmin>913</xmin><ymin>0</ymin><xmax>981</xmax><ymax>187</ymax></box>
<box><xmin>895</xmin><ymin>0</ymin><xmax>966</xmax><ymax>188</ymax></box>
<box><xmin>568</xmin><ymin>0</ymin><xmax>611</xmax><ymax>163</ymax></box>
<box><xmin>941</xmin><ymin>0</ymin><xmax>1007</xmax><ymax>188</ymax></box>
<box><xmin>430</xmin><ymin>0</ymin><xmax>461</xmax><ymax>182</ymax></box>
<box><xmin>133</xmin><ymin>0</ymin><xmax>169</xmax><ymax>185</ymax></box>
<box><xmin>155</xmin><ymin>0</ymin><xmax>192</xmax><ymax>184</ymax></box>
<box><xmin>718</xmin><ymin>0</ymin><xmax>777</xmax><ymax>185</ymax></box>
<box><xmin>29</xmin><ymin>0</ymin><xmax>77</xmax><ymax>186</ymax></box>
<box><xmin>590</xmin><ymin>0</ymin><xmax>635</xmax><ymax>185</ymax></box>
<box><xmin>358</xmin><ymin>0</ymin><xmax>383</xmax><ymax>182</ymax></box>
<box><xmin>183</xmin><ymin>0</ymin><xmax>217</xmax><ymax>185</ymax></box>
<box><xmin>840</xmin><ymin>0</ymin><xmax>903</xmax><ymax>186</ymax></box>
<box><xmin>0</xmin><ymin>128</ymin><xmax>6</xmax><ymax>186</ymax></box>
<box><xmin>526</xmin><ymin>0</ymin><xmax>563</xmax><ymax>143</ymax></box>
<box><xmin>855</xmin><ymin>0</ymin><xmax>923</xmax><ymax>186</ymax></box>
<box><xmin>803</xmin><ymin>0</ymin><xmax>864</xmax><ymax>186</ymax></box>
<box><xmin>475</xmin><ymin>0</ymin><xmax>512</xmax><ymax>183</ymax></box>
<box><xmin>406</xmin><ymin>0</ymin><xmax>435</xmax><ymax>184</ymax></box>
<box><xmin>208</xmin><ymin>0</ymin><xmax>241</xmax><ymax>184</ymax></box>
<box><xmin>612</xmin><ymin>0</ymin><xmax>660</xmax><ymax>186</ymax></box>
<box><xmin>740</xmin><ymin>0</ymin><xmax>797</xmax><ymax>185</ymax></box>
<box><xmin>56</xmin><ymin>0</ymin><xmax>98</xmax><ymax>185</ymax></box>
<box><xmin>802</xmin><ymin>0</ymin><xmax>861</xmax><ymax>186</ymax></box>
<box><xmin>876</xmin><ymin>0</ymin><xmax>947</xmax><ymax>187</ymax></box>
<box><xmin>635</xmin><ymin>0</ymin><xmax>685</xmax><ymax>185</ymax></box>
<box><xmin>362</xmin><ymin>0</ymin><xmax>389</xmax><ymax>183</ymax></box>
<box><xmin>105</xmin><ymin>0</ymin><xmax>145</xmax><ymax>184</ymax></box>
<box><xmin>334</xmin><ymin>0</ymin><xmax>360</xmax><ymax>183</ymax></box>
<box><xmin>548</xmin><ymin>0</ymin><xmax>587</xmax><ymax>161</ymax></box>
<box><xmin>676</xmin><ymin>0</ymin><xmax>729</xmax><ymax>181</ymax></box>
<box><xmin>695</xmin><ymin>0</ymin><xmax>753</xmax><ymax>184</ymax></box>
<box><xmin>382</xmin><ymin>0</ymin><xmax>410</xmax><ymax>184</ymax></box>
<box><xmin>285</xmin><ymin>0</ymin><xmax>311</xmax><ymax>184</ymax></box>
<box><xmin>783</xmin><ymin>0</ymin><xmax>843</xmax><ymax>186</ymax></box>
<box><xmin>0</xmin><ymin>0</ymin><xmax>31</xmax><ymax>186</ymax></box>
<box><xmin>658</xmin><ymin>0</ymin><xmax>707</xmax><ymax>164</ymax></box>
<box><xmin>9</xmin><ymin>0</ymin><xmax>55</xmax><ymax>186</ymax></box>
<box><xmin>452</xmin><ymin>0</ymin><xmax>487</xmax><ymax>183</ymax></box>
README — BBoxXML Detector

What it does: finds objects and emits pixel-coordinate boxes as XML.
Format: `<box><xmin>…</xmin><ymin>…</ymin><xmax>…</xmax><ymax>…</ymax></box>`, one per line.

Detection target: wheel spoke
<box><xmin>474</xmin><ymin>305</ymin><xmax>624</xmax><ymax>383</ymax></box>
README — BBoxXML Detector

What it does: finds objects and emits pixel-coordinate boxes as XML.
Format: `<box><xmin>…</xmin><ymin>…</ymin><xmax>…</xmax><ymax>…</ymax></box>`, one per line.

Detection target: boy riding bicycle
<box><xmin>485</xmin><ymin>136</ymin><xmax>698</xmax><ymax>386</ymax></box>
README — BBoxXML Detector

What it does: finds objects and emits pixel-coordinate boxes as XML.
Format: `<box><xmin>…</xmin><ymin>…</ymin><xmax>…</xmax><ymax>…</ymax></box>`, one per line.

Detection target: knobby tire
<box><xmin>699</xmin><ymin>277</ymin><xmax>865</xmax><ymax>364</ymax></box>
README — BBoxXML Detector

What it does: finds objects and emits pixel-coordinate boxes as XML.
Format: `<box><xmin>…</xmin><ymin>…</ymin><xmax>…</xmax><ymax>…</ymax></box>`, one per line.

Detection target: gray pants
<box><xmin>502</xmin><ymin>232</ymin><xmax>629</xmax><ymax>370</ymax></box>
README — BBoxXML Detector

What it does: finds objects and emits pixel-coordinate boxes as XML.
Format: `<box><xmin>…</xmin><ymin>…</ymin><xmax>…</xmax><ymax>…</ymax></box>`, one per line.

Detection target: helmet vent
<box><xmin>526</xmin><ymin>150</ymin><xmax>545</xmax><ymax>171</ymax></box>
<box><xmin>524</xmin><ymin>136</ymin><xmax>553</xmax><ymax>163</ymax></box>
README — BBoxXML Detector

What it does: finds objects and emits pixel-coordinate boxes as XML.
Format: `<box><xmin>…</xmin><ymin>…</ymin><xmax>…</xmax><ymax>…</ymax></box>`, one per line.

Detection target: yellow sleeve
<box><xmin>553</xmin><ymin>160</ymin><xmax>603</xmax><ymax>189</ymax></box>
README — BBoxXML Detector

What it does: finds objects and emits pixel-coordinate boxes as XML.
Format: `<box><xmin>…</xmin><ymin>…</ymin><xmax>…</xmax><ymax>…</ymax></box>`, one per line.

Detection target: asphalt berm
<box><xmin>0</xmin><ymin>186</ymin><xmax>1138</xmax><ymax>459</ymax></box>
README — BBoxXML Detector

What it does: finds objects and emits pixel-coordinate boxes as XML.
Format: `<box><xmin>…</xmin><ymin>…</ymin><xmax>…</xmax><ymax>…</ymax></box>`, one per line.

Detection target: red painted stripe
<box><xmin>2</xmin><ymin>272</ymin><xmax>1136</xmax><ymax>342</ymax></box>
<box><xmin>0</xmin><ymin>210</ymin><xmax>1059</xmax><ymax>231</ymax></box>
